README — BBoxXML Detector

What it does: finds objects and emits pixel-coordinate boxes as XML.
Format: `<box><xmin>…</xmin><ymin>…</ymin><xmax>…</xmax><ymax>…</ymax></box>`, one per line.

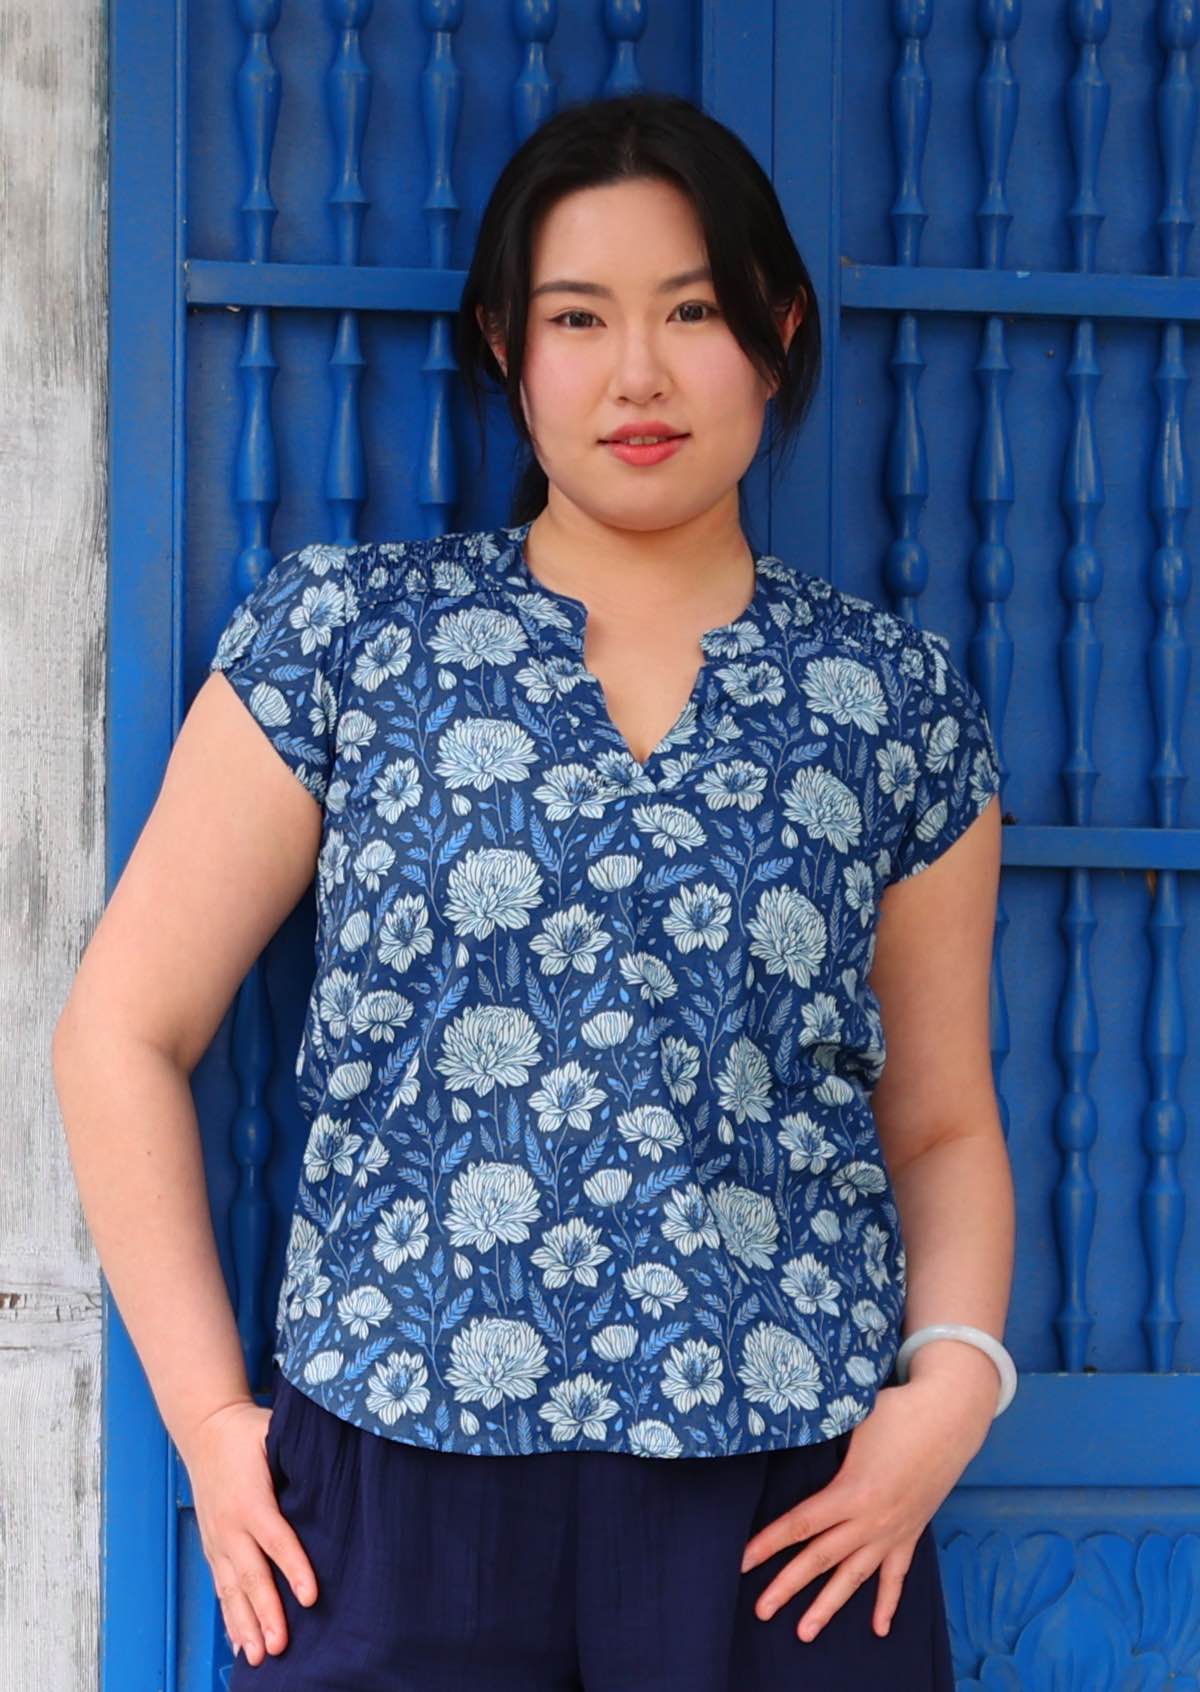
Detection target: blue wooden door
<box><xmin>780</xmin><ymin>2</ymin><xmax>1200</xmax><ymax>1684</ymax></box>
<box><xmin>107</xmin><ymin>2</ymin><xmax>1198</xmax><ymax>1687</ymax></box>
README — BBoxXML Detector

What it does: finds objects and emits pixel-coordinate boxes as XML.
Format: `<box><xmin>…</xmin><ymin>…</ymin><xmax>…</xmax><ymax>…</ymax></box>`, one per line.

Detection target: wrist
<box><xmin>172</xmin><ymin>1389</ymin><xmax>258</xmax><ymax>1467</ymax></box>
<box><xmin>904</xmin><ymin>1336</ymin><xmax>1001</xmax><ymax>1403</ymax></box>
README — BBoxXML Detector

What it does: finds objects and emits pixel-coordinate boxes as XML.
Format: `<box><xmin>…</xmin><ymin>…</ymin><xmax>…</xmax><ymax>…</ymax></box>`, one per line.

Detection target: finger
<box><xmin>871</xmin><ymin>1544</ymin><xmax>914</xmax><ymax>1638</ymax></box>
<box><xmin>258</xmin><ymin>1506</ymin><xmax>320</xmax><ymax>1608</ymax></box>
<box><xmin>233</xmin><ymin>1544</ymin><xmax>292</xmax><ymax>1659</ymax></box>
<box><xmin>795</xmin><ymin>1551</ymin><xmax>882</xmax><ymax>1642</ymax></box>
<box><xmin>740</xmin><ymin>1485</ymin><xmax>846</xmax><ymax>1574</ymax></box>
<box><xmin>215</xmin><ymin>1562</ymin><xmax>266</xmax><ymax>1666</ymax></box>
<box><xmin>754</xmin><ymin>1520</ymin><xmax>863</xmax><ymax>1620</ymax></box>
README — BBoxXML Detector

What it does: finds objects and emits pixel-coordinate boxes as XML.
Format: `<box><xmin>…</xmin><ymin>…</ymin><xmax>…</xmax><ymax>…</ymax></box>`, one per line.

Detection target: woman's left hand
<box><xmin>738</xmin><ymin>1373</ymin><xmax>994</xmax><ymax>1642</ymax></box>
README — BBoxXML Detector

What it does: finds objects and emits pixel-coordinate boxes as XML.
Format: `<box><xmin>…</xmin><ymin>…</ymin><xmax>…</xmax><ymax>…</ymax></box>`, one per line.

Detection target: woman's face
<box><xmin>485</xmin><ymin>177</ymin><xmax>799</xmax><ymax>535</ymax></box>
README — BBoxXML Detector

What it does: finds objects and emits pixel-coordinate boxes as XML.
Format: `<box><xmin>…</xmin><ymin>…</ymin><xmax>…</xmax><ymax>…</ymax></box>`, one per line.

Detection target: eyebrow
<box><xmin>529</xmin><ymin>267</ymin><xmax>714</xmax><ymax>301</ymax></box>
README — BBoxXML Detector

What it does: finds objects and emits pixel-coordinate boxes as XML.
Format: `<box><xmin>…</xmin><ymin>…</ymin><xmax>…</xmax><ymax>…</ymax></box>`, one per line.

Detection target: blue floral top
<box><xmin>208</xmin><ymin>520</ymin><xmax>1001</xmax><ymax>1459</ymax></box>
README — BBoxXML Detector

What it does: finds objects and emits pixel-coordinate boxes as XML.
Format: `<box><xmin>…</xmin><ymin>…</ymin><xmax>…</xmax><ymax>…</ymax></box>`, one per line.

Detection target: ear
<box><xmin>777</xmin><ymin>288</ymin><xmax>806</xmax><ymax>356</ymax></box>
<box><xmin>475</xmin><ymin>304</ymin><xmax>508</xmax><ymax>378</ymax></box>
<box><xmin>767</xmin><ymin>290</ymin><xmax>807</xmax><ymax>397</ymax></box>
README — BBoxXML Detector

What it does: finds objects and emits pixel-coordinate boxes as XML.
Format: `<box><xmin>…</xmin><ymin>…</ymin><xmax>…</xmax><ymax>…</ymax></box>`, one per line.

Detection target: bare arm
<box><xmin>868</xmin><ymin>793</ymin><xmax>1015</xmax><ymax>1430</ymax></box>
<box><xmin>51</xmin><ymin>669</ymin><xmax>323</xmax><ymax>1467</ymax></box>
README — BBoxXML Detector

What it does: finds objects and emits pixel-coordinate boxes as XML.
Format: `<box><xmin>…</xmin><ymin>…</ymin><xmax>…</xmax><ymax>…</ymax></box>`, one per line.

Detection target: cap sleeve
<box><xmin>207</xmin><ymin>542</ymin><xmax>361</xmax><ymax>804</ymax></box>
<box><xmin>887</xmin><ymin>629</ymin><xmax>1002</xmax><ymax>885</ymax></box>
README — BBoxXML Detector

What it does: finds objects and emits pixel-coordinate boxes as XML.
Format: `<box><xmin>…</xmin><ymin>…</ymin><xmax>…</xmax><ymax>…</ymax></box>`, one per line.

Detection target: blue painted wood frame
<box><xmin>106</xmin><ymin>0</ymin><xmax>1200</xmax><ymax>1686</ymax></box>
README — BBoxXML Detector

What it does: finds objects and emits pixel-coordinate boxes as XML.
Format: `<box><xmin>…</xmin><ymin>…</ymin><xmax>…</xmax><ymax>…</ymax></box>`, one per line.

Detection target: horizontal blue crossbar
<box><xmin>187</xmin><ymin>258</ymin><xmax>1200</xmax><ymax>325</ymax></box>
<box><xmin>842</xmin><ymin>261</ymin><xmax>1200</xmax><ymax>322</ymax></box>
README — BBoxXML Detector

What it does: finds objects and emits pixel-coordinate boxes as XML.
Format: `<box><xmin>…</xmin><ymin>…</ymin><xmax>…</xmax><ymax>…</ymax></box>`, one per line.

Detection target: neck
<box><xmin>523</xmin><ymin>507</ymin><xmax>756</xmax><ymax>628</ymax></box>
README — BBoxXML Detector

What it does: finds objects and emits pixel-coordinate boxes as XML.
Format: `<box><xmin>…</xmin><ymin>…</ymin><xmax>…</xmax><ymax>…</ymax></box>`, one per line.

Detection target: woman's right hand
<box><xmin>181</xmin><ymin>1395</ymin><xmax>319</xmax><ymax>1667</ymax></box>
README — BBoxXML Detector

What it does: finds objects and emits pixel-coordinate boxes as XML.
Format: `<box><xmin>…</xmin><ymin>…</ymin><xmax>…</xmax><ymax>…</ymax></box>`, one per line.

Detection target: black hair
<box><xmin>453</xmin><ymin>90</ymin><xmax>821</xmax><ymax>532</ymax></box>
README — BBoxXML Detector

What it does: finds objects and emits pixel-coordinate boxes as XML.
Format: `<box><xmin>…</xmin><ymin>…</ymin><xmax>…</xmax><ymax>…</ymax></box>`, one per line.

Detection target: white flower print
<box><xmin>780</xmin><ymin>1253</ymin><xmax>842</xmax><ymax>1316</ymax></box>
<box><xmin>659</xmin><ymin>1183</ymin><xmax>722</xmax><ymax>1254</ymax></box>
<box><xmin>529</xmin><ymin>1218</ymin><xmax>612</xmax><ymax>1288</ymax></box>
<box><xmin>317</xmin><ymin>967</ymin><xmax>360</xmax><ymax>1040</ymax></box>
<box><xmin>538</xmin><ymin>1373</ymin><xmax>621</xmax><ymax>1442</ymax></box>
<box><xmin>527</xmin><ymin>1061</ymin><xmax>606</xmax><ymax>1133</ymax></box>
<box><xmin>531</xmin><ymin>761</ymin><xmax>613</xmax><ymax>820</ymax></box>
<box><xmin>777</xmin><ymin>1112</ymin><xmax>838</xmax><ymax>1175</ymax></box>
<box><xmin>586</xmin><ymin>852</ymin><xmax>641</xmax><ymax>889</ymax></box>
<box><xmin>337</xmin><ymin>1284</ymin><xmax>394</xmax><ymax>1339</ymax></box>
<box><xmin>833</xmin><ymin>1160</ymin><xmax>890</xmax><ymax>1206</ymax></box>
<box><xmin>445</xmin><ymin>1318</ymin><xmax>549</xmax><ymax>1407</ymax></box>
<box><xmin>714</xmin><ymin>1036</ymin><xmax>775</xmax><ymax>1124</ymax></box>
<box><xmin>302</xmin><ymin>1114</ymin><xmax>363</xmax><ymax>1183</ymax></box>
<box><xmin>616</xmin><ymin>1103</ymin><xmax>686</xmax><ymax>1162</ymax></box>
<box><xmin>622</xmin><ymin>1262</ymin><xmax>688</xmax><ymax>1319</ymax></box>
<box><xmin>353</xmin><ymin>837</ymin><xmax>396</xmax><ymax>892</ymax></box>
<box><xmin>738</xmin><ymin>1323</ymin><xmax>823</xmax><ymax>1412</ymax></box>
<box><xmin>696</xmin><ymin>758</ymin><xmax>768</xmax><ymax>810</ymax></box>
<box><xmin>715</xmin><ymin>659</ymin><xmax>787</xmax><ymax>709</ymax></box>
<box><xmin>352</xmin><ymin>621</ymin><xmax>413</xmax><ymax>690</ymax></box>
<box><xmin>591</xmin><ymin>1325</ymin><xmax>639</xmax><ymax>1362</ymax></box>
<box><xmin>372</xmin><ymin>756</ymin><xmax>423</xmax><ymax>820</ymax></box>
<box><xmin>583</xmin><ymin>1168</ymin><xmax>633</xmax><ymax>1207</ymax></box>
<box><xmin>629</xmin><ymin>802</ymin><xmax>706</xmax><ymax>856</ymax></box>
<box><xmin>334</xmin><ymin>706</ymin><xmax>378</xmax><ymax>762</ymax></box>
<box><xmin>436</xmin><ymin>1005</ymin><xmax>541</xmax><ymax>1094</ymax></box>
<box><xmin>378</xmin><ymin>894</ymin><xmax>435</xmax><ymax>972</ymax></box>
<box><xmin>515</xmin><ymin>652</ymin><xmax>590</xmax><ymax>703</ymax></box>
<box><xmin>348</xmin><ymin>988</ymin><xmax>414</xmax><ymax>1035</ymax></box>
<box><xmin>747</xmin><ymin>885</ymin><xmax>828</xmax><ymax>986</ymax></box>
<box><xmin>799</xmin><ymin>992</ymin><xmax>842</xmax><ymax>1048</ymax></box>
<box><xmin>428</xmin><ymin>606</ymin><xmax>528</xmax><ymax>670</ymax></box>
<box><xmin>372</xmin><ymin>1197</ymin><xmax>431</xmax><ymax>1271</ymax></box>
<box><xmin>820</xmin><ymin>1395</ymin><xmax>869</xmax><ymax>1437</ymax></box>
<box><xmin>444</xmin><ymin>1161</ymin><xmax>542</xmax><ymax>1251</ymax></box>
<box><xmin>317</xmin><ymin>828</ymin><xmax>351</xmax><ymax>902</ymax></box>
<box><xmin>529</xmin><ymin>903</ymin><xmax>611</xmax><ymax>974</ymax></box>
<box><xmin>801</xmin><ymin>654</ymin><xmax>889</xmax><ymax>732</ymax></box>
<box><xmin>444</xmin><ymin>848</ymin><xmax>544</xmax><ymax>939</ymax></box>
<box><xmin>862</xmin><ymin>1223</ymin><xmax>893</xmax><ymax>1291</ymax></box>
<box><xmin>365</xmin><ymin>1350</ymin><xmax>431</xmax><ymax>1423</ymax></box>
<box><xmin>580</xmin><ymin>1010</ymin><xmax>634</xmax><ymax>1048</ymax></box>
<box><xmin>353</xmin><ymin>1134</ymin><xmax>391</xmax><ymax>1186</ymax></box>
<box><xmin>781</xmin><ymin>763</ymin><xmax>864</xmax><ymax>851</ymax></box>
<box><xmin>851</xmin><ymin>1299</ymin><xmax>890</xmax><ymax>1350</ymax></box>
<box><xmin>617</xmin><ymin>951</ymin><xmax>678</xmax><ymax>1004</ymax></box>
<box><xmin>661</xmin><ymin>882</ymin><xmax>732</xmax><ymax>952</ymax></box>
<box><xmin>875</xmin><ymin>738</ymin><xmax>919</xmax><ymax>813</ymax></box>
<box><xmin>658</xmin><ymin>1034</ymin><xmax>701</xmax><ymax>1104</ymax></box>
<box><xmin>707</xmin><ymin>1181</ymin><xmax>780</xmax><ymax>1270</ymax></box>
<box><xmin>842</xmin><ymin>859</ymin><xmax>876</xmax><ymax>927</ymax></box>
<box><xmin>627</xmin><ymin>1421</ymin><xmax>685</xmax><ymax>1458</ymax></box>
<box><xmin>661</xmin><ymin>1338</ymin><xmax>725</xmax><ymax>1412</ymax></box>
<box><xmin>435</xmin><ymin>717</ymin><xmax>538</xmax><ymax>790</ymax></box>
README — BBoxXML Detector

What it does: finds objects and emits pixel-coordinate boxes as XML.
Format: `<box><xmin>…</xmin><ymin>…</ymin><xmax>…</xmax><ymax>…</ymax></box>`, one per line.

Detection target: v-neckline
<box><xmin>500</xmin><ymin>520</ymin><xmax>779</xmax><ymax>785</ymax></box>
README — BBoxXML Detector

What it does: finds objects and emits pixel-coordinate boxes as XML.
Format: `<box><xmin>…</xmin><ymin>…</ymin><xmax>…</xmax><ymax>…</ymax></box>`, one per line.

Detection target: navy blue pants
<box><xmin>228</xmin><ymin>1363</ymin><xmax>956</xmax><ymax>1690</ymax></box>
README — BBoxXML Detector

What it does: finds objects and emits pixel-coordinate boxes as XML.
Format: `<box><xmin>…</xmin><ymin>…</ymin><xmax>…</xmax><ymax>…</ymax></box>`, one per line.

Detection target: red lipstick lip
<box><xmin>600</xmin><ymin>423</ymin><xmax>688</xmax><ymax>442</ymax></box>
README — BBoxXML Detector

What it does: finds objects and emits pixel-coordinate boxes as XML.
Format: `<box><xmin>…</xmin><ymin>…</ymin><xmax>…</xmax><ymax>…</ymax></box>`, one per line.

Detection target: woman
<box><xmin>54</xmin><ymin>91</ymin><xmax>1016</xmax><ymax>1690</ymax></box>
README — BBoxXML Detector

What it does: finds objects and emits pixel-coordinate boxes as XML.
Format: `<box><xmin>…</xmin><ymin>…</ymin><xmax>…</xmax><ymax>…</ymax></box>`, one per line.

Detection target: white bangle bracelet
<box><xmin>893</xmin><ymin>1323</ymin><xmax>1018</xmax><ymax>1417</ymax></box>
